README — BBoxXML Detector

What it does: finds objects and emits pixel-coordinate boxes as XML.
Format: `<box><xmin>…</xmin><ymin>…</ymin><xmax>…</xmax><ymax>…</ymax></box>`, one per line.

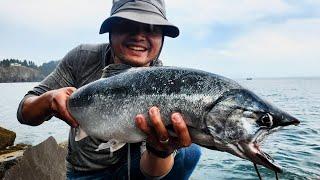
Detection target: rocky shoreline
<box><xmin>0</xmin><ymin>66</ymin><xmax>44</xmax><ymax>83</ymax></box>
<box><xmin>0</xmin><ymin>126</ymin><xmax>67</xmax><ymax>179</ymax></box>
<box><xmin>0</xmin><ymin>127</ymin><xmax>16</xmax><ymax>151</ymax></box>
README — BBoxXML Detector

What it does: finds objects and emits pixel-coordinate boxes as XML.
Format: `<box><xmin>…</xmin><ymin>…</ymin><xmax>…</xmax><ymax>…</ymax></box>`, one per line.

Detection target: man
<box><xmin>17</xmin><ymin>0</ymin><xmax>201</xmax><ymax>179</ymax></box>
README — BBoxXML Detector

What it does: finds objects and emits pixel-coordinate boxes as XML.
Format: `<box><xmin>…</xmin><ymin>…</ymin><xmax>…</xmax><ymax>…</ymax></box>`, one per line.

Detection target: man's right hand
<box><xmin>21</xmin><ymin>87</ymin><xmax>79</xmax><ymax>128</ymax></box>
<box><xmin>49</xmin><ymin>87</ymin><xmax>79</xmax><ymax>127</ymax></box>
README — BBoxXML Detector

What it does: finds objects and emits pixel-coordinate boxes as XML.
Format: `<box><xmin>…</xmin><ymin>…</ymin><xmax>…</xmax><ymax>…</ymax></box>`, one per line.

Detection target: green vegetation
<box><xmin>0</xmin><ymin>59</ymin><xmax>60</xmax><ymax>82</ymax></box>
<box><xmin>39</xmin><ymin>60</ymin><xmax>60</xmax><ymax>76</ymax></box>
<box><xmin>0</xmin><ymin>59</ymin><xmax>37</xmax><ymax>68</ymax></box>
<box><xmin>0</xmin><ymin>58</ymin><xmax>59</xmax><ymax>76</ymax></box>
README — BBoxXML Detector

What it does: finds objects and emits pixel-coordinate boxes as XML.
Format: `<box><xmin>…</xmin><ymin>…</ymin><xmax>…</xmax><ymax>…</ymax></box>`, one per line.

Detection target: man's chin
<box><xmin>117</xmin><ymin>56</ymin><xmax>152</xmax><ymax>67</ymax></box>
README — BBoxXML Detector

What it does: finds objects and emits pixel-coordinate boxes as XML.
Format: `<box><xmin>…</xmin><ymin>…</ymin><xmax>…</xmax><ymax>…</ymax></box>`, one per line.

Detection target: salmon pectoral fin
<box><xmin>75</xmin><ymin>126</ymin><xmax>88</xmax><ymax>141</ymax></box>
<box><xmin>95</xmin><ymin>139</ymin><xmax>126</xmax><ymax>152</ymax></box>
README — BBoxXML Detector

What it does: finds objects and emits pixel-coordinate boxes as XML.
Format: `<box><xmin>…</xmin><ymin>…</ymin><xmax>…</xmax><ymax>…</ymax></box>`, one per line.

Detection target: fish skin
<box><xmin>67</xmin><ymin>66</ymin><xmax>300</xmax><ymax>173</ymax></box>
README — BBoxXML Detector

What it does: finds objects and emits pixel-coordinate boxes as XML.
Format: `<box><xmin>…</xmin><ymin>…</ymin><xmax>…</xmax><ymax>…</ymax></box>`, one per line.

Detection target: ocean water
<box><xmin>0</xmin><ymin>82</ymin><xmax>70</xmax><ymax>145</ymax></box>
<box><xmin>0</xmin><ymin>78</ymin><xmax>319</xmax><ymax>179</ymax></box>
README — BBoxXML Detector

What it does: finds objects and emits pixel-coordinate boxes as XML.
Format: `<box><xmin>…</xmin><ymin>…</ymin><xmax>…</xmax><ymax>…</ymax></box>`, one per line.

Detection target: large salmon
<box><xmin>68</xmin><ymin>66</ymin><xmax>299</xmax><ymax>173</ymax></box>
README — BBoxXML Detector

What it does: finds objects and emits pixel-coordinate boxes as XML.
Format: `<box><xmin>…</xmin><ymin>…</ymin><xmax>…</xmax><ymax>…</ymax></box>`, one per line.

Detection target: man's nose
<box><xmin>130</xmin><ymin>27</ymin><xmax>148</xmax><ymax>40</ymax></box>
<box><xmin>131</xmin><ymin>24</ymin><xmax>152</xmax><ymax>34</ymax></box>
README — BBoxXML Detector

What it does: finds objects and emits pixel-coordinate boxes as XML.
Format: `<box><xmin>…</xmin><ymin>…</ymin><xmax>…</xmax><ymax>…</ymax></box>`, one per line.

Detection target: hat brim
<box><xmin>99</xmin><ymin>10</ymin><xmax>179</xmax><ymax>38</ymax></box>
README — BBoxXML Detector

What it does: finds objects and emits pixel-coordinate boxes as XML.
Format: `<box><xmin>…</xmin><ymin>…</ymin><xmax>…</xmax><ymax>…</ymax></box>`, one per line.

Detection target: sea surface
<box><xmin>0</xmin><ymin>78</ymin><xmax>319</xmax><ymax>179</ymax></box>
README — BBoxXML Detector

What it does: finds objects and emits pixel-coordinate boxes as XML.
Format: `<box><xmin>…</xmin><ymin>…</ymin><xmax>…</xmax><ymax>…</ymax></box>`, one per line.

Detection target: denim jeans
<box><xmin>66</xmin><ymin>144</ymin><xmax>201</xmax><ymax>180</ymax></box>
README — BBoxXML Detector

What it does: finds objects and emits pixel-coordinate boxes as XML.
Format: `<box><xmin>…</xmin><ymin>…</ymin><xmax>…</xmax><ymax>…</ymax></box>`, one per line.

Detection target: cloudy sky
<box><xmin>0</xmin><ymin>0</ymin><xmax>319</xmax><ymax>78</ymax></box>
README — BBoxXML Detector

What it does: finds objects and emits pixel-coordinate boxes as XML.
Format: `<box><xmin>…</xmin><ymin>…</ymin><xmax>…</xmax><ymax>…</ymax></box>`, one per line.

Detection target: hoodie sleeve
<box><xmin>16</xmin><ymin>45</ymin><xmax>80</xmax><ymax>124</ymax></box>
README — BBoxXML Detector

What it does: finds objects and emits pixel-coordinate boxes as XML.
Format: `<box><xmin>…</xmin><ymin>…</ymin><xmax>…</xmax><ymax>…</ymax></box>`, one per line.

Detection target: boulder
<box><xmin>0</xmin><ymin>150</ymin><xmax>24</xmax><ymax>179</ymax></box>
<box><xmin>0</xmin><ymin>143</ymin><xmax>31</xmax><ymax>156</ymax></box>
<box><xmin>3</xmin><ymin>136</ymin><xmax>67</xmax><ymax>180</ymax></box>
<box><xmin>0</xmin><ymin>143</ymin><xmax>30</xmax><ymax>178</ymax></box>
<box><xmin>0</xmin><ymin>127</ymin><xmax>16</xmax><ymax>150</ymax></box>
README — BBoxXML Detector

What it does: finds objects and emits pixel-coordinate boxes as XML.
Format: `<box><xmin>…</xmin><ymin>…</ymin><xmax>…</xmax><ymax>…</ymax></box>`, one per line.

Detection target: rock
<box><xmin>0</xmin><ymin>66</ymin><xmax>44</xmax><ymax>83</ymax></box>
<box><xmin>58</xmin><ymin>141</ymin><xmax>68</xmax><ymax>149</ymax></box>
<box><xmin>0</xmin><ymin>143</ymin><xmax>31</xmax><ymax>156</ymax></box>
<box><xmin>3</xmin><ymin>136</ymin><xmax>67</xmax><ymax>180</ymax></box>
<box><xmin>0</xmin><ymin>143</ymin><xmax>30</xmax><ymax>178</ymax></box>
<box><xmin>0</xmin><ymin>127</ymin><xmax>16</xmax><ymax>150</ymax></box>
<box><xmin>0</xmin><ymin>151</ymin><xmax>24</xmax><ymax>179</ymax></box>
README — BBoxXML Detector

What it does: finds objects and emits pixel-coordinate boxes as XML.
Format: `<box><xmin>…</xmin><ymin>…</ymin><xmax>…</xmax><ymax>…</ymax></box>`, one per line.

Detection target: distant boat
<box><xmin>246</xmin><ymin>78</ymin><xmax>253</xmax><ymax>80</ymax></box>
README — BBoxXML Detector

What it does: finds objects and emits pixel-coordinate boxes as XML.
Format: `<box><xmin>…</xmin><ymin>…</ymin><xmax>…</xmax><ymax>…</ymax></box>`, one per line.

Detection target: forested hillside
<box><xmin>0</xmin><ymin>59</ymin><xmax>59</xmax><ymax>82</ymax></box>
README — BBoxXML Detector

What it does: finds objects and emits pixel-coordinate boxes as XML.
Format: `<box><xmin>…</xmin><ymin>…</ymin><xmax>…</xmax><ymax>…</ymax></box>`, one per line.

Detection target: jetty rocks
<box><xmin>0</xmin><ymin>136</ymin><xmax>67</xmax><ymax>180</ymax></box>
<box><xmin>0</xmin><ymin>127</ymin><xmax>16</xmax><ymax>150</ymax></box>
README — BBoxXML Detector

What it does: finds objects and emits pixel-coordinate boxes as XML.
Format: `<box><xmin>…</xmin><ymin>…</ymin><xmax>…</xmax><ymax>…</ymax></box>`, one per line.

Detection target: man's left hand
<box><xmin>135</xmin><ymin>106</ymin><xmax>192</xmax><ymax>156</ymax></box>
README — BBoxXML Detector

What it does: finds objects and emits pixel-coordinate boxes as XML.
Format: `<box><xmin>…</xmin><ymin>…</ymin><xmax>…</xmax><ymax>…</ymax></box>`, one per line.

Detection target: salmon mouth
<box><xmin>238</xmin><ymin>141</ymin><xmax>282</xmax><ymax>173</ymax></box>
<box><xmin>255</xmin><ymin>148</ymin><xmax>282</xmax><ymax>173</ymax></box>
<box><xmin>238</xmin><ymin>128</ymin><xmax>283</xmax><ymax>173</ymax></box>
<box><xmin>244</xmin><ymin>116</ymin><xmax>300</xmax><ymax>173</ymax></box>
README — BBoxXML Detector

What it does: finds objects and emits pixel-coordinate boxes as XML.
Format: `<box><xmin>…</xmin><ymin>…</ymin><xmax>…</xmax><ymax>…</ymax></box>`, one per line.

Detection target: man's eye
<box><xmin>147</xmin><ymin>26</ymin><xmax>162</xmax><ymax>34</ymax></box>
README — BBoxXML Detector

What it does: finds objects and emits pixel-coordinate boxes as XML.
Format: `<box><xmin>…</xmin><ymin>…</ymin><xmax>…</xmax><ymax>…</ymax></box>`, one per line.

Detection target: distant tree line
<box><xmin>0</xmin><ymin>58</ymin><xmax>60</xmax><ymax>76</ymax></box>
<box><xmin>39</xmin><ymin>60</ymin><xmax>60</xmax><ymax>76</ymax></box>
<box><xmin>0</xmin><ymin>59</ymin><xmax>37</xmax><ymax>69</ymax></box>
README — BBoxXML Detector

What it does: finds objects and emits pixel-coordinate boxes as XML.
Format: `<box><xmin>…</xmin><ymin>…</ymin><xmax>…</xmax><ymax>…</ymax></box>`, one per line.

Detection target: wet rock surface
<box><xmin>0</xmin><ymin>144</ymin><xmax>31</xmax><ymax>156</ymax></box>
<box><xmin>3</xmin><ymin>137</ymin><xmax>67</xmax><ymax>180</ymax></box>
<box><xmin>0</xmin><ymin>127</ymin><xmax>16</xmax><ymax>150</ymax></box>
<box><xmin>0</xmin><ymin>151</ymin><xmax>23</xmax><ymax>179</ymax></box>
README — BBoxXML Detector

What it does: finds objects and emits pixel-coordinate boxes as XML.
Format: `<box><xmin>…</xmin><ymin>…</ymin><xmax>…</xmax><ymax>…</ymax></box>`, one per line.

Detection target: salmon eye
<box><xmin>257</xmin><ymin>113</ymin><xmax>273</xmax><ymax>127</ymax></box>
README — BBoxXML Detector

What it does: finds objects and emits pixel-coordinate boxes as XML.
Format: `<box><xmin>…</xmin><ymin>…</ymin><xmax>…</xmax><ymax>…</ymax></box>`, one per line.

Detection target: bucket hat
<box><xmin>99</xmin><ymin>0</ymin><xmax>179</xmax><ymax>38</ymax></box>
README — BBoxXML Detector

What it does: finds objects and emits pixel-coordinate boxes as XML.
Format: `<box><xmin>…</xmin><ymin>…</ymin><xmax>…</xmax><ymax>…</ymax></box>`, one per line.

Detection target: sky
<box><xmin>0</xmin><ymin>0</ymin><xmax>319</xmax><ymax>78</ymax></box>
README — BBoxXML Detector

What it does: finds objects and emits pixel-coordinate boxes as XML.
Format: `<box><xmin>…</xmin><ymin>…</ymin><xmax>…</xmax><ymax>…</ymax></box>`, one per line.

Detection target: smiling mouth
<box><xmin>125</xmin><ymin>40</ymin><xmax>149</xmax><ymax>52</ymax></box>
<box><xmin>127</xmin><ymin>45</ymin><xmax>147</xmax><ymax>51</ymax></box>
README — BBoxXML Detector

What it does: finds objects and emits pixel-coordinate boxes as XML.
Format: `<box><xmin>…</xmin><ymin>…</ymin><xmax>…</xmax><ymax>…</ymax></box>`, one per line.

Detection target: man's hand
<box><xmin>21</xmin><ymin>87</ymin><xmax>79</xmax><ymax>128</ymax></box>
<box><xmin>135</xmin><ymin>106</ymin><xmax>192</xmax><ymax>177</ymax></box>
<box><xmin>135</xmin><ymin>106</ymin><xmax>192</xmax><ymax>153</ymax></box>
<box><xmin>48</xmin><ymin>87</ymin><xmax>79</xmax><ymax>127</ymax></box>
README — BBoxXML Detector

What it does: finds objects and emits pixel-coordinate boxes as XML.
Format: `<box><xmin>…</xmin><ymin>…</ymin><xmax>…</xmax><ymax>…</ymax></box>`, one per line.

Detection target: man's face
<box><xmin>110</xmin><ymin>19</ymin><xmax>163</xmax><ymax>67</ymax></box>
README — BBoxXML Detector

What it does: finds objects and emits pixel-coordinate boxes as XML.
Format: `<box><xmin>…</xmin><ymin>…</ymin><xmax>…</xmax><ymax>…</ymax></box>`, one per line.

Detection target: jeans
<box><xmin>66</xmin><ymin>144</ymin><xmax>201</xmax><ymax>180</ymax></box>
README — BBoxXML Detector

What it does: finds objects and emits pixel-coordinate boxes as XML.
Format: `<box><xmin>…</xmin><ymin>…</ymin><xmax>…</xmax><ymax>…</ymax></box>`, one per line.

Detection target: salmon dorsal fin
<box><xmin>101</xmin><ymin>64</ymin><xmax>132</xmax><ymax>78</ymax></box>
